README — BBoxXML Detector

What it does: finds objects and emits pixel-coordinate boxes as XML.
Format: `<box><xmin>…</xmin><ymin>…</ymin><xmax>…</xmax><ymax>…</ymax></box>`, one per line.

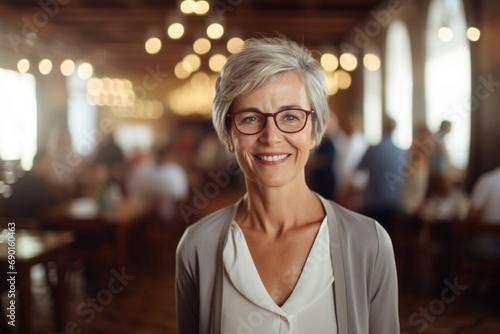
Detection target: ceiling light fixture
<box><xmin>39</xmin><ymin>59</ymin><xmax>53</xmax><ymax>75</ymax></box>
<box><xmin>193</xmin><ymin>38</ymin><xmax>211</xmax><ymax>54</ymax></box>
<box><xmin>466</xmin><ymin>27</ymin><xmax>480</xmax><ymax>42</ymax></box>
<box><xmin>145</xmin><ymin>37</ymin><xmax>162</xmax><ymax>54</ymax></box>
<box><xmin>227</xmin><ymin>37</ymin><xmax>244</xmax><ymax>54</ymax></box>
<box><xmin>60</xmin><ymin>59</ymin><xmax>75</xmax><ymax>76</ymax></box>
<box><xmin>195</xmin><ymin>1</ymin><xmax>210</xmax><ymax>15</ymax></box>
<box><xmin>207</xmin><ymin>22</ymin><xmax>224</xmax><ymax>39</ymax></box>
<box><xmin>17</xmin><ymin>59</ymin><xmax>30</xmax><ymax>73</ymax></box>
<box><xmin>339</xmin><ymin>53</ymin><xmax>358</xmax><ymax>72</ymax></box>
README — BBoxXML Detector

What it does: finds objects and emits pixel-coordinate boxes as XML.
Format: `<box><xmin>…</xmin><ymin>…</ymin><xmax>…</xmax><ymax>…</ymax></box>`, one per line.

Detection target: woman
<box><xmin>176</xmin><ymin>37</ymin><xmax>399</xmax><ymax>333</ymax></box>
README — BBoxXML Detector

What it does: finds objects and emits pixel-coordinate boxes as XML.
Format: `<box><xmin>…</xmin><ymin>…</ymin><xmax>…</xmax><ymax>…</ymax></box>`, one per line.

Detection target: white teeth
<box><xmin>256</xmin><ymin>154</ymin><xmax>288</xmax><ymax>162</ymax></box>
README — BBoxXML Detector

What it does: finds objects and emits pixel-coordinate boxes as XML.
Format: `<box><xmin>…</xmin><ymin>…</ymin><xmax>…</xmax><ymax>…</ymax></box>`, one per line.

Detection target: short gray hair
<box><xmin>212</xmin><ymin>37</ymin><xmax>329</xmax><ymax>149</ymax></box>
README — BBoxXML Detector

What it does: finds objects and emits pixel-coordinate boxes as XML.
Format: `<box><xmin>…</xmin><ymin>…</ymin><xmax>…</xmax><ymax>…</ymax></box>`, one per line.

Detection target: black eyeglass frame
<box><xmin>227</xmin><ymin>108</ymin><xmax>315</xmax><ymax>135</ymax></box>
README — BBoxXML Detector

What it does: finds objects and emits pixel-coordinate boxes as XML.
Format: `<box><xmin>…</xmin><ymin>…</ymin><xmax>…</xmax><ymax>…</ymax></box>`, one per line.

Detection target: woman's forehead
<box><xmin>233</xmin><ymin>73</ymin><xmax>308</xmax><ymax>107</ymax></box>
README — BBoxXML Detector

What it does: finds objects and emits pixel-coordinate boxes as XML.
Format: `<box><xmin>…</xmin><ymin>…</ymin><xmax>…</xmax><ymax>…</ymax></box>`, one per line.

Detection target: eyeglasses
<box><xmin>228</xmin><ymin>108</ymin><xmax>314</xmax><ymax>135</ymax></box>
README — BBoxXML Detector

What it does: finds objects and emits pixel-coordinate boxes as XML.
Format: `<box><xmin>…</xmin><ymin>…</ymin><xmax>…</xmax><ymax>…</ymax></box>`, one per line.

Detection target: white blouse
<box><xmin>221</xmin><ymin>217</ymin><xmax>337</xmax><ymax>334</ymax></box>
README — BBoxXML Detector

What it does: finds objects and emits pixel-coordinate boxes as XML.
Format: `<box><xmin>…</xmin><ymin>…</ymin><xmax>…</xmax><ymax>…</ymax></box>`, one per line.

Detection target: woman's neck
<box><xmin>236</xmin><ymin>178</ymin><xmax>324</xmax><ymax>235</ymax></box>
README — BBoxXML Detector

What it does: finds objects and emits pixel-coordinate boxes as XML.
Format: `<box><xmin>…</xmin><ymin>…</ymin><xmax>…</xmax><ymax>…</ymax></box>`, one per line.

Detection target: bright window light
<box><xmin>363</xmin><ymin>54</ymin><xmax>382</xmax><ymax>145</ymax></box>
<box><xmin>114</xmin><ymin>123</ymin><xmax>154</xmax><ymax>157</ymax></box>
<box><xmin>426</xmin><ymin>0</ymin><xmax>471</xmax><ymax>168</ymax></box>
<box><xmin>0</xmin><ymin>68</ymin><xmax>37</xmax><ymax>170</ymax></box>
<box><xmin>385</xmin><ymin>20</ymin><xmax>413</xmax><ymax>150</ymax></box>
<box><xmin>68</xmin><ymin>70</ymin><xmax>97</xmax><ymax>156</ymax></box>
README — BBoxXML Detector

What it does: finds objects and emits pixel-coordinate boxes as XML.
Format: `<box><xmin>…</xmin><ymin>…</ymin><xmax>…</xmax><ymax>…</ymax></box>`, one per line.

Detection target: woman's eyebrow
<box><xmin>278</xmin><ymin>104</ymin><xmax>305</xmax><ymax>110</ymax></box>
<box><xmin>233</xmin><ymin>107</ymin><xmax>261</xmax><ymax>113</ymax></box>
<box><xmin>233</xmin><ymin>104</ymin><xmax>307</xmax><ymax>113</ymax></box>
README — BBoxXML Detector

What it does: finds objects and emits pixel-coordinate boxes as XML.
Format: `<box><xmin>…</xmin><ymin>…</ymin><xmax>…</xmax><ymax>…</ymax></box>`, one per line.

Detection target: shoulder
<box><xmin>473</xmin><ymin>170</ymin><xmax>496</xmax><ymax>193</ymax></box>
<box><xmin>326</xmin><ymin>200</ymin><xmax>393</xmax><ymax>257</ymax></box>
<box><xmin>481</xmin><ymin>168</ymin><xmax>500</xmax><ymax>183</ymax></box>
<box><xmin>176</xmin><ymin>204</ymin><xmax>235</xmax><ymax>260</ymax></box>
<box><xmin>328</xmin><ymin>201</ymin><xmax>377</xmax><ymax>233</ymax></box>
<box><xmin>189</xmin><ymin>204</ymin><xmax>234</xmax><ymax>233</ymax></box>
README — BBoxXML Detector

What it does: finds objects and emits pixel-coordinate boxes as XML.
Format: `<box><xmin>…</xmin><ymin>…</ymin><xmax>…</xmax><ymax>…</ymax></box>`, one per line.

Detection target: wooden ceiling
<box><xmin>0</xmin><ymin>0</ymin><xmax>385</xmax><ymax>78</ymax></box>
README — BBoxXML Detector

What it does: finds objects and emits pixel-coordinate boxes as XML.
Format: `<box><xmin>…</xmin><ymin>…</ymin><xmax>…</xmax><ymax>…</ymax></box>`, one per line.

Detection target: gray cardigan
<box><xmin>176</xmin><ymin>195</ymin><xmax>400</xmax><ymax>333</ymax></box>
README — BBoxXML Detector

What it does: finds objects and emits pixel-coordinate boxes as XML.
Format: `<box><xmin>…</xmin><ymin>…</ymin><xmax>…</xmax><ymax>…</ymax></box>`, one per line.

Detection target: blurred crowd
<box><xmin>307</xmin><ymin>114</ymin><xmax>499</xmax><ymax>238</ymax></box>
<box><xmin>0</xmin><ymin>123</ymin><xmax>239</xmax><ymax>225</ymax></box>
<box><xmin>2</xmin><ymin>113</ymin><xmax>499</xmax><ymax>244</ymax></box>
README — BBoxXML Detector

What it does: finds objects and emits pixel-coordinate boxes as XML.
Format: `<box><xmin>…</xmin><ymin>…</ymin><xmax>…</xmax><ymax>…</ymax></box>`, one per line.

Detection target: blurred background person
<box><xmin>467</xmin><ymin>144</ymin><xmax>500</xmax><ymax>261</ymax></box>
<box><xmin>5</xmin><ymin>149</ymin><xmax>58</xmax><ymax>218</ymax></box>
<box><xmin>94</xmin><ymin>132</ymin><xmax>127</xmax><ymax>189</ymax></box>
<box><xmin>306</xmin><ymin>114</ymin><xmax>337</xmax><ymax>200</ymax></box>
<box><xmin>46</xmin><ymin>124</ymin><xmax>78</xmax><ymax>200</ymax></box>
<box><xmin>355</xmin><ymin>116</ymin><xmax>407</xmax><ymax>235</ymax></box>
<box><xmin>335</xmin><ymin>113</ymin><xmax>368</xmax><ymax>210</ymax></box>
<box><xmin>126</xmin><ymin>148</ymin><xmax>157</xmax><ymax>201</ymax></box>
<box><xmin>400</xmin><ymin>126</ymin><xmax>434</xmax><ymax>216</ymax></box>
<box><xmin>126</xmin><ymin>144</ymin><xmax>188</xmax><ymax>224</ymax></box>
<box><xmin>154</xmin><ymin>144</ymin><xmax>189</xmax><ymax>224</ymax></box>
<box><xmin>427</xmin><ymin>120</ymin><xmax>453</xmax><ymax>197</ymax></box>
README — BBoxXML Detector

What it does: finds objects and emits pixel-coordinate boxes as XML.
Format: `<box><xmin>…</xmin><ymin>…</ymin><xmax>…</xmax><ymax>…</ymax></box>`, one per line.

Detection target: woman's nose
<box><xmin>258</xmin><ymin>117</ymin><xmax>283</xmax><ymax>144</ymax></box>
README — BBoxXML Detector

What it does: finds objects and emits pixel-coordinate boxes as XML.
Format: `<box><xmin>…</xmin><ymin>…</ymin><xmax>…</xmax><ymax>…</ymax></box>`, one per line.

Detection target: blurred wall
<box><xmin>468</xmin><ymin>0</ymin><xmax>500</xmax><ymax>190</ymax></box>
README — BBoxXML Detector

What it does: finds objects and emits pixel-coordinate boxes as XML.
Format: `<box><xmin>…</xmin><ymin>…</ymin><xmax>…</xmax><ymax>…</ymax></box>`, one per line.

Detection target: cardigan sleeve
<box><xmin>369</xmin><ymin>223</ymin><xmax>400</xmax><ymax>333</ymax></box>
<box><xmin>175</xmin><ymin>228</ymin><xmax>200</xmax><ymax>334</ymax></box>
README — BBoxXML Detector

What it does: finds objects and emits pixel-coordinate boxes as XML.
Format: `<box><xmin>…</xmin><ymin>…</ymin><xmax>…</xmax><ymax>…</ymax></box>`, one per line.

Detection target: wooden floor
<box><xmin>3</xmin><ymin>190</ymin><xmax>500</xmax><ymax>334</ymax></box>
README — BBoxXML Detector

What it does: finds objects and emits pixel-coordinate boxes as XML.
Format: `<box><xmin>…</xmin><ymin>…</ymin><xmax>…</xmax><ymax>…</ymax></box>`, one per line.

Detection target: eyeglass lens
<box><xmin>233</xmin><ymin>109</ymin><xmax>309</xmax><ymax>134</ymax></box>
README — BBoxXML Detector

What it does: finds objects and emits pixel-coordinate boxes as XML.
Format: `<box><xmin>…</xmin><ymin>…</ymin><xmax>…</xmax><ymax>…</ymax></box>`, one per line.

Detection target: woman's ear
<box><xmin>227</xmin><ymin>139</ymin><xmax>235</xmax><ymax>152</ymax></box>
<box><xmin>310</xmin><ymin>132</ymin><xmax>316</xmax><ymax>150</ymax></box>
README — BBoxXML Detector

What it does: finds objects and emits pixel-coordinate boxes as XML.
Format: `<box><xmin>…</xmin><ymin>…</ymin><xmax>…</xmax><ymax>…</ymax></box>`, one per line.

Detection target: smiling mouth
<box><xmin>254</xmin><ymin>154</ymin><xmax>290</xmax><ymax>162</ymax></box>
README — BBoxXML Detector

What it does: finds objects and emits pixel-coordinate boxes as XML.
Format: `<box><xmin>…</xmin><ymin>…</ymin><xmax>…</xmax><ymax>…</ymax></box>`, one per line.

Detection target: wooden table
<box><xmin>0</xmin><ymin>230</ymin><xmax>74</xmax><ymax>334</ymax></box>
<box><xmin>39</xmin><ymin>196</ymin><xmax>157</xmax><ymax>270</ymax></box>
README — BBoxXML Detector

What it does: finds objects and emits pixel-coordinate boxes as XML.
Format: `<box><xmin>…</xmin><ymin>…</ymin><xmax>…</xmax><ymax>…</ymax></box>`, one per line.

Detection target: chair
<box><xmin>453</xmin><ymin>220</ymin><xmax>500</xmax><ymax>291</ymax></box>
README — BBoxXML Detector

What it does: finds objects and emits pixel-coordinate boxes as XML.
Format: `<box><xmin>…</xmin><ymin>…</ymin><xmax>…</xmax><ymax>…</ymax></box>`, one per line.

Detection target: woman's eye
<box><xmin>282</xmin><ymin>113</ymin><xmax>300</xmax><ymax>121</ymax></box>
<box><xmin>242</xmin><ymin>116</ymin><xmax>257</xmax><ymax>122</ymax></box>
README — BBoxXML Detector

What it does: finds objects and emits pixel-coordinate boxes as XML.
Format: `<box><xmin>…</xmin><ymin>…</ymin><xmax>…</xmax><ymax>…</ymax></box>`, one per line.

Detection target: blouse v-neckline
<box><xmin>222</xmin><ymin>216</ymin><xmax>333</xmax><ymax>316</ymax></box>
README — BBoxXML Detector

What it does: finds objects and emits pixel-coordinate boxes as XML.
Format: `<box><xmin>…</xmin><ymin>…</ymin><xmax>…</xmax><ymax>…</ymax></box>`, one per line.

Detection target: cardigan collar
<box><xmin>210</xmin><ymin>194</ymin><xmax>348</xmax><ymax>333</ymax></box>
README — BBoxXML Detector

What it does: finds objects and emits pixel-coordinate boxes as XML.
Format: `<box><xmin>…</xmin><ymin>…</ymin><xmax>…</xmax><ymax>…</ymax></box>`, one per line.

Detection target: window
<box><xmin>426</xmin><ymin>0</ymin><xmax>471</xmax><ymax>169</ymax></box>
<box><xmin>363</xmin><ymin>52</ymin><xmax>382</xmax><ymax>145</ymax></box>
<box><xmin>67</xmin><ymin>68</ymin><xmax>97</xmax><ymax>156</ymax></box>
<box><xmin>385</xmin><ymin>20</ymin><xmax>413</xmax><ymax>149</ymax></box>
<box><xmin>114</xmin><ymin>123</ymin><xmax>154</xmax><ymax>157</ymax></box>
<box><xmin>0</xmin><ymin>68</ymin><xmax>37</xmax><ymax>170</ymax></box>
